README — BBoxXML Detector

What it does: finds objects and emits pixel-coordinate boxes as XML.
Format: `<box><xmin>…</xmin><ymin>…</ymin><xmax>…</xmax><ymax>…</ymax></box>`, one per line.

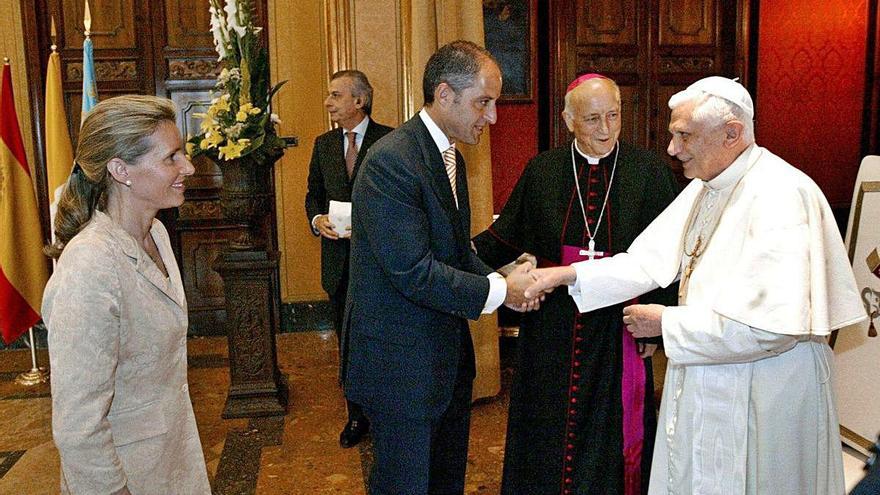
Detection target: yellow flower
<box><xmin>185</xmin><ymin>142</ymin><xmax>195</xmax><ymax>158</ymax></box>
<box><xmin>235</xmin><ymin>103</ymin><xmax>262</xmax><ymax>122</ymax></box>
<box><xmin>200</xmin><ymin>131</ymin><xmax>225</xmax><ymax>150</ymax></box>
<box><xmin>211</xmin><ymin>95</ymin><xmax>231</xmax><ymax>114</ymax></box>
<box><xmin>200</xmin><ymin>117</ymin><xmax>218</xmax><ymax>133</ymax></box>
<box><xmin>218</xmin><ymin>138</ymin><xmax>251</xmax><ymax>160</ymax></box>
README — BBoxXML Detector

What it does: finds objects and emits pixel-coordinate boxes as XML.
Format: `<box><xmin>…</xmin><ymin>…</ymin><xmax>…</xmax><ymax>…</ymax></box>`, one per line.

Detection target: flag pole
<box><xmin>15</xmin><ymin>328</ymin><xmax>49</xmax><ymax>386</ymax></box>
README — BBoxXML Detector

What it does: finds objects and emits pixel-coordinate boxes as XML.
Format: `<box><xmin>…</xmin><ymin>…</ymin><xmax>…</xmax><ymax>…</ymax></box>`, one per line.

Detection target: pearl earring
<box><xmin>125</xmin><ymin>180</ymin><xmax>132</xmax><ymax>187</ymax></box>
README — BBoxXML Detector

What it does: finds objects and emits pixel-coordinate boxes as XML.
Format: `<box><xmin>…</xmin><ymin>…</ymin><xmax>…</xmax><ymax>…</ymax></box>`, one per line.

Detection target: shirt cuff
<box><xmin>310</xmin><ymin>215</ymin><xmax>322</xmax><ymax>236</ymax></box>
<box><xmin>482</xmin><ymin>272</ymin><xmax>507</xmax><ymax>314</ymax></box>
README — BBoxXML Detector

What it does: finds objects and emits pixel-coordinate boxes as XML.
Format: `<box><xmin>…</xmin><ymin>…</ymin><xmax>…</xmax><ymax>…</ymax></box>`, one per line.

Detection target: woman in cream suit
<box><xmin>42</xmin><ymin>95</ymin><xmax>210</xmax><ymax>495</ymax></box>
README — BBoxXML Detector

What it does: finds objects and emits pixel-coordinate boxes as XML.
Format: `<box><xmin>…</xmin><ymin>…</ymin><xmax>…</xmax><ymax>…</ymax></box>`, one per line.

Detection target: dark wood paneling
<box><xmin>865</xmin><ymin>0</ymin><xmax>880</xmax><ymax>155</ymax></box>
<box><xmin>659</xmin><ymin>0</ymin><xmax>715</xmax><ymax>46</ymax></box>
<box><xmin>164</xmin><ymin>0</ymin><xmax>214</xmax><ymax>49</ymax></box>
<box><xmin>62</xmin><ymin>0</ymin><xmax>137</xmax><ymax>48</ymax></box>
<box><xmin>577</xmin><ymin>0</ymin><xmax>637</xmax><ymax>46</ymax></box>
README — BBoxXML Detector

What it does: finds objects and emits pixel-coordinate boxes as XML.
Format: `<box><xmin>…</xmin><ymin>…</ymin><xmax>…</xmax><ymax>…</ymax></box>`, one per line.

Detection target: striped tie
<box><xmin>345</xmin><ymin>131</ymin><xmax>358</xmax><ymax>178</ymax></box>
<box><xmin>443</xmin><ymin>144</ymin><xmax>458</xmax><ymax>207</ymax></box>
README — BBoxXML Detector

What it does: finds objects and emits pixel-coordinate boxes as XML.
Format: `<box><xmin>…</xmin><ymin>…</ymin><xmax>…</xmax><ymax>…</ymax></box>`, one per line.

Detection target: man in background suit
<box><xmin>305</xmin><ymin>69</ymin><xmax>393</xmax><ymax>449</ymax></box>
<box><xmin>345</xmin><ymin>40</ymin><xmax>538</xmax><ymax>494</ymax></box>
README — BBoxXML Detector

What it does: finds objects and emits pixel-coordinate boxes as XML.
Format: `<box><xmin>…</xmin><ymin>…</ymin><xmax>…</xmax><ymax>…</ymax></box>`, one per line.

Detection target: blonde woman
<box><xmin>43</xmin><ymin>95</ymin><xmax>210</xmax><ymax>494</ymax></box>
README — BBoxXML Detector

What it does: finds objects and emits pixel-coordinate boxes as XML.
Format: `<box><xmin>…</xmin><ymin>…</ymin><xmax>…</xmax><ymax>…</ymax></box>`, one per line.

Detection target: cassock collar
<box><xmin>573</xmin><ymin>139</ymin><xmax>614</xmax><ymax>164</ymax></box>
<box><xmin>705</xmin><ymin>143</ymin><xmax>759</xmax><ymax>191</ymax></box>
<box><xmin>419</xmin><ymin>108</ymin><xmax>452</xmax><ymax>153</ymax></box>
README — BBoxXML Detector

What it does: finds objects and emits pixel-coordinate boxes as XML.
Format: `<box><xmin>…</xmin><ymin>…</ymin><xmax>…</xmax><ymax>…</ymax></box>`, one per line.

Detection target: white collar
<box><xmin>573</xmin><ymin>139</ymin><xmax>615</xmax><ymax>164</ymax></box>
<box><xmin>705</xmin><ymin>143</ymin><xmax>759</xmax><ymax>191</ymax></box>
<box><xmin>343</xmin><ymin>115</ymin><xmax>370</xmax><ymax>136</ymax></box>
<box><xmin>419</xmin><ymin>108</ymin><xmax>453</xmax><ymax>153</ymax></box>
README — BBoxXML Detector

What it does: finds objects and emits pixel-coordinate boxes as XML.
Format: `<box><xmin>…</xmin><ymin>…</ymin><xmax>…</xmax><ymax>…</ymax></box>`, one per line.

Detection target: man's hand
<box><xmin>622</xmin><ymin>304</ymin><xmax>665</xmax><ymax>339</ymax></box>
<box><xmin>504</xmin><ymin>262</ymin><xmax>543</xmax><ymax>312</ymax></box>
<box><xmin>315</xmin><ymin>214</ymin><xmax>341</xmax><ymax>240</ymax></box>
<box><xmin>524</xmin><ymin>266</ymin><xmax>577</xmax><ymax>299</ymax></box>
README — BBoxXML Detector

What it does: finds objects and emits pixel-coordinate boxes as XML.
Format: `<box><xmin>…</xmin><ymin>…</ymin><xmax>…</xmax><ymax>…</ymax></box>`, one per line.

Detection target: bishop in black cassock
<box><xmin>473</xmin><ymin>75</ymin><xmax>679</xmax><ymax>494</ymax></box>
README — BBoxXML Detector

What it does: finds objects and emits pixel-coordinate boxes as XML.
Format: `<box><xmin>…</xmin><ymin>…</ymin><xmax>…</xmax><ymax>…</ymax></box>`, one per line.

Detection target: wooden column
<box><xmin>216</xmin><ymin>250</ymin><xmax>288</xmax><ymax>418</ymax></box>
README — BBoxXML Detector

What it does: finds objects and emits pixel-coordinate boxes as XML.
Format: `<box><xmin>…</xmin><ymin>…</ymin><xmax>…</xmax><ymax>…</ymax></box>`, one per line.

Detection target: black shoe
<box><xmin>339</xmin><ymin>418</ymin><xmax>369</xmax><ymax>448</ymax></box>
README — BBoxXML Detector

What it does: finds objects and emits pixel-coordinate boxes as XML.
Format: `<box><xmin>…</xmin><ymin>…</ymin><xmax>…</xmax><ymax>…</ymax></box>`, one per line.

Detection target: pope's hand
<box><xmin>623</xmin><ymin>304</ymin><xmax>665</xmax><ymax>339</ymax></box>
<box><xmin>524</xmin><ymin>266</ymin><xmax>576</xmax><ymax>299</ymax></box>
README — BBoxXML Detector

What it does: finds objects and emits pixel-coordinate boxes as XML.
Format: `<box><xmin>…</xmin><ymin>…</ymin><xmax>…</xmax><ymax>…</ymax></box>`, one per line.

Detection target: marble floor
<box><xmin>0</xmin><ymin>331</ymin><xmax>870</xmax><ymax>494</ymax></box>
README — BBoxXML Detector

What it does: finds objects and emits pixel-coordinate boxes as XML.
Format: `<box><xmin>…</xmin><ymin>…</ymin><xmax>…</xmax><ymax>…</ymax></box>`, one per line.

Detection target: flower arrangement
<box><xmin>188</xmin><ymin>0</ymin><xmax>285</xmax><ymax>162</ymax></box>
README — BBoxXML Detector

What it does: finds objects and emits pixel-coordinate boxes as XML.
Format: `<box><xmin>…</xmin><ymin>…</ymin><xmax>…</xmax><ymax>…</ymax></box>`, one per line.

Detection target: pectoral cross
<box><xmin>579</xmin><ymin>239</ymin><xmax>604</xmax><ymax>260</ymax></box>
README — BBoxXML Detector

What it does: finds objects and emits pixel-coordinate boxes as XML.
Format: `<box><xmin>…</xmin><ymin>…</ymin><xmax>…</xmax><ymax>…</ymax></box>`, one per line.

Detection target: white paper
<box><xmin>329</xmin><ymin>200</ymin><xmax>352</xmax><ymax>237</ymax></box>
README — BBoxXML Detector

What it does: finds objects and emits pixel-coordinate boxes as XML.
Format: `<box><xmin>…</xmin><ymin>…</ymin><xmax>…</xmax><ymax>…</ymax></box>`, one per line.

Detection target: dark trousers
<box><xmin>329</xmin><ymin>276</ymin><xmax>365</xmax><ymax>423</ymax></box>
<box><xmin>364</xmin><ymin>353</ymin><xmax>474</xmax><ymax>495</ymax></box>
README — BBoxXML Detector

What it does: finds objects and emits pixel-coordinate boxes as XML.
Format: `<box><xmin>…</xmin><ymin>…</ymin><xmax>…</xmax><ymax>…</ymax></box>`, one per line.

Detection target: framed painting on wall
<box><xmin>483</xmin><ymin>0</ymin><xmax>536</xmax><ymax>102</ymax></box>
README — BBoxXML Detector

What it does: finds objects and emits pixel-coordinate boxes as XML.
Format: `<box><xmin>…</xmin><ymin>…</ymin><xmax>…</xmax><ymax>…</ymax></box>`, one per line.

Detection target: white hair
<box><xmin>668</xmin><ymin>89</ymin><xmax>755</xmax><ymax>144</ymax></box>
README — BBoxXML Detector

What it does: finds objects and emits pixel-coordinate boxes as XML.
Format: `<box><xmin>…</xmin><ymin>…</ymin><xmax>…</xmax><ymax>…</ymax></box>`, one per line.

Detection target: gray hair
<box><xmin>668</xmin><ymin>90</ymin><xmax>755</xmax><ymax>143</ymax></box>
<box><xmin>331</xmin><ymin>70</ymin><xmax>374</xmax><ymax>115</ymax></box>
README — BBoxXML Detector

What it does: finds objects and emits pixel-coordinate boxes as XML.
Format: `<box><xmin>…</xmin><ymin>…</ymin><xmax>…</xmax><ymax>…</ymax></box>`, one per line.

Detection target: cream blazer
<box><xmin>43</xmin><ymin>211</ymin><xmax>210</xmax><ymax>495</ymax></box>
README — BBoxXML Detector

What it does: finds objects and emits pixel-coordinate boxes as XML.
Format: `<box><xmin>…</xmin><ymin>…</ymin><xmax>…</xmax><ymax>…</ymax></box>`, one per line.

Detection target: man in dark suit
<box><xmin>305</xmin><ymin>69</ymin><xmax>392</xmax><ymax>448</ymax></box>
<box><xmin>345</xmin><ymin>40</ymin><xmax>538</xmax><ymax>494</ymax></box>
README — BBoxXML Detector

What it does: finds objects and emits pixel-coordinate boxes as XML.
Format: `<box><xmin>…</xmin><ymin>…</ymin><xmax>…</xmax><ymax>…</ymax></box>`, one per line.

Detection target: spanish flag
<box><xmin>0</xmin><ymin>62</ymin><xmax>49</xmax><ymax>345</ymax></box>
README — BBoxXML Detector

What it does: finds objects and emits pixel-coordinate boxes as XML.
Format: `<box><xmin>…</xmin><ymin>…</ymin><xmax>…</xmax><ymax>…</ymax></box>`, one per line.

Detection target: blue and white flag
<box><xmin>81</xmin><ymin>37</ymin><xmax>98</xmax><ymax>123</ymax></box>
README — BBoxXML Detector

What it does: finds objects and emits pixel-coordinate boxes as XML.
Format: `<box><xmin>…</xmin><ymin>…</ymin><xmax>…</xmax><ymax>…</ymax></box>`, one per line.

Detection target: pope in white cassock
<box><xmin>525</xmin><ymin>76</ymin><xmax>867</xmax><ymax>495</ymax></box>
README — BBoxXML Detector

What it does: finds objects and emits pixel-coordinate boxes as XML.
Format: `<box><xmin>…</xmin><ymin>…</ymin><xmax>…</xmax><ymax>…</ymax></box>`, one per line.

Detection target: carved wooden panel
<box><xmin>66</xmin><ymin>60</ymin><xmax>138</xmax><ymax>81</ymax></box>
<box><xmin>617</xmin><ymin>85</ymin><xmax>640</xmax><ymax>146</ymax></box>
<box><xmin>168</xmin><ymin>59</ymin><xmax>222</xmax><ymax>80</ymax></box>
<box><xmin>576</xmin><ymin>0</ymin><xmax>637</xmax><ymax>46</ymax></box>
<box><xmin>659</xmin><ymin>0</ymin><xmax>715</xmax><ymax>46</ymax></box>
<box><xmin>576</xmin><ymin>54</ymin><xmax>638</xmax><ymax>73</ymax></box>
<box><xmin>165</xmin><ymin>0</ymin><xmax>214</xmax><ymax>49</ymax></box>
<box><xmin>63</xmin><ymin>0</ymin><xmax>136</xmax><ymax>48</ymax></box>
<box><xmin>182</xmin><ymin>233</ymin><xmax>229</xmax><ymax>309</ymax></box>
<box><xmin>655</xmin><ymin>84</ymin><xmax>689</xmax><ymax>178</ymax></box>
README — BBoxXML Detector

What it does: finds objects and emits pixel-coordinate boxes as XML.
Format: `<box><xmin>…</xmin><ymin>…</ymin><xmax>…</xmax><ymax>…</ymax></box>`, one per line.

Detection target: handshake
<box><xmin>502</xmin><ymin>262</ymin><xmax>578</xmax><ymax>312</ymax></box>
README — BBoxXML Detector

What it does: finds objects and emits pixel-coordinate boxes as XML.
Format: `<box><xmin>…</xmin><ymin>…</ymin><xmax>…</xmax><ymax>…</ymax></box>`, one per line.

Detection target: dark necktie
<box><xmin>345</xmin><ymin>131</ymin><xmax>358</xmax><ymax>178</ymax></box>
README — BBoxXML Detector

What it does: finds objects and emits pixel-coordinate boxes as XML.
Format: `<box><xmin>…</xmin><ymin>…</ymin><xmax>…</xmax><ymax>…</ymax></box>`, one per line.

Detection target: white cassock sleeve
<box><xmin>662</xmin><ymin>305</ymin><xmax>800</xmax><ymax>365</ymax></box>
<box><xmin>567</xmin><ymin>252</ymin><xmax>662</xmax><ymax>313</ymax></box>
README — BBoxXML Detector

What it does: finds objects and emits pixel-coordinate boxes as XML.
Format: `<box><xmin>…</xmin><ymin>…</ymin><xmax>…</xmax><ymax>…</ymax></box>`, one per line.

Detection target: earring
<box><xmin>125</xmin><ymin>180</ymin><xmax>132</xmax><ymax>187</ymax></box>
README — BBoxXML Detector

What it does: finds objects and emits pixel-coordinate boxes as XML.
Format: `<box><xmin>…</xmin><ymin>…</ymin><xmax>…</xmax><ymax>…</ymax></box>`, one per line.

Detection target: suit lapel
<box><xmin>409</xmin><ymin>117</ymin><xmax>468</xmax><ymax>249</ymax></box>
<box><xmin>111</xmin><ymin>221</ymin><xmax>186</xmax><ymax>309</ymax></box>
